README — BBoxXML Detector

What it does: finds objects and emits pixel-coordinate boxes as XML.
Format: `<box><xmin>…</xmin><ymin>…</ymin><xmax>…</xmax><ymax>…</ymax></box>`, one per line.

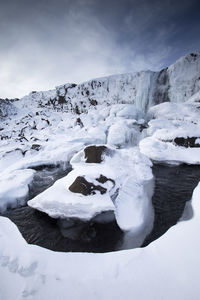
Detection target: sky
<box><xmin>0</xmin><ymin>0</ymin><xmax>200</xmax><ymax>98</ymax></box>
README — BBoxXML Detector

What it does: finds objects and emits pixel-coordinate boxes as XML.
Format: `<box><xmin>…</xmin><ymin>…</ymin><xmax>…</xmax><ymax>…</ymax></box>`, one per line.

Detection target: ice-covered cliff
<box><xmin>4</xmin><ymin>50</ymin><xmax>196</xmax><ymax>115</ymax></box>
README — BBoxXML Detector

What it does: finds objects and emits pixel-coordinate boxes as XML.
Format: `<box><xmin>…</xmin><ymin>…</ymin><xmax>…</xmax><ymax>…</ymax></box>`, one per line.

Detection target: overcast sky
<box><xmin>0</xmin><ymin>0</ymin><xmax>200</xmax><ymax>98</ymax></box>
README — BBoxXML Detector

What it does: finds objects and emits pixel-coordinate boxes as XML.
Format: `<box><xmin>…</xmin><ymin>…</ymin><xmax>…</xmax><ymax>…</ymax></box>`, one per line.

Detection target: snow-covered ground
<box><xmin>0</xmin><ymin>181</ymin><xmax>200</xmax><ymax>300</ymax></box>
<box><xmin>1</xmin><ymin>50</ymin><xmax>200</xmax><ymax>299</ymax></box>
<box><xmin>140</xmin><ymin>91</ymin><xmax>200</xmax><ymax>164</ymax></box>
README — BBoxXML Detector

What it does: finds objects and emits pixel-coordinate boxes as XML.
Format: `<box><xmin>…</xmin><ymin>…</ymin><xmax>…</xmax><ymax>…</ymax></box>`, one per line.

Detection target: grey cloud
<box><xmin>0</xmin><ymin>0</ymin><xmax>200</xmax><ymax>98</ymax></box>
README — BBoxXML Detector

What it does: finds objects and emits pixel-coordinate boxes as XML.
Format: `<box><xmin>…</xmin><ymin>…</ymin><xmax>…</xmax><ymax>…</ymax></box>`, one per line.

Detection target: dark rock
<box><xmin>190</xmin><ymin>53</ymin><xmax>197</xmax><ymax>59</ymax></box>
<box><xmin>89</xmin><ymin>99</ymin><xmax>98</xmax><ymax>106</ymax></box>
<box><xmin>84</xmin><ymin>145</ymin><xmax>112</xmax><ymax>163</ymax></box>
<box><xmin>69</xmin><ymin>176</ymin><xmax>107</xmax><ymax>196</ymax></box>
<box><xmin>75</xmin><ymin>104</ymin><xmax>80</xmax><ymax>115</ymax></box>
<box><xmin>57</xmin><ymin>96</ymin><xmax>66</xmax><ymax>104</ymax></box>
<box><xmin>96</xmin><ymin>175</ymin><xmax>115</xmax><ymax>185</ymax></box>
<box><xmin>76</xmin><ymin>117</ymin><xmax>84</xmax><ymax>128</ymax></box>
<box><xmin>31</xmin><ymin>144</ymin><xmax>41</xmax><ymax>151</ymax></box>
<box><xmin>41</xmin><ymin>118</ymin><xmax>50</xmax><ymax>125</ymax></box>
<box><xmin>174</xmin><ymin>137</ymin><xmax>200</xmax><ymax>148</ymax></box>
<box><xmin>139</xmin><ymin>123</ymin><xmax>148</xmax><ymax>132</ymax></box>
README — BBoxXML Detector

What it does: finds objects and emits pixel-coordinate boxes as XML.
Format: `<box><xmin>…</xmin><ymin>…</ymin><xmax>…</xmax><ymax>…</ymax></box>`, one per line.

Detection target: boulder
<box><xmin>96</xmin><ymin>174</ymin><xmax>115</xmax><ymax>185</ymax></box>
<box><xmin>69</xmin><ymin>176</ymin><xmax>107</xmax><ymax>196</ymax></box>
<box><xmin>174</xmin><ymin>137</ymin><xmax>200</xmax><ymax>148</ymax></box>
<box><xmin>84</xmin><ymin>145</ymin><xmax>112</xmax><ymax>163</ymax></box>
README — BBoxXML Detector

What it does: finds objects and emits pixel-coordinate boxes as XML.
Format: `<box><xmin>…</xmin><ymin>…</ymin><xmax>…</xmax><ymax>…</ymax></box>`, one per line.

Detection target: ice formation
<box><xmin>0</xmin><ymin>169</ymin><xmax>35</xmax><ymax>212</ymax></box>
<box><xmin>28</xmin><ymin>145</ymin><xmax>154</xmax><ymax>234</ymax></box>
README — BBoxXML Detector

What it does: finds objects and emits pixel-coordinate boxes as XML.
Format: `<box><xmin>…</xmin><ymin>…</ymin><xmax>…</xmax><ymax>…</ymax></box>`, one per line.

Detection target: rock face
<box><xmin>69</xmin><ymin>176</ymin><xmax>107</xmax><ymax>196</ymax></box>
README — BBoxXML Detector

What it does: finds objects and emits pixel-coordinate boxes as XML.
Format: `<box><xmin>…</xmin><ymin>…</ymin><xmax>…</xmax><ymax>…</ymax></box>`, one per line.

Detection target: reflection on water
<box><xmin>1</xmin><ymin>163</ymin><xmax>200</xmax><ymax>252</ymax></box>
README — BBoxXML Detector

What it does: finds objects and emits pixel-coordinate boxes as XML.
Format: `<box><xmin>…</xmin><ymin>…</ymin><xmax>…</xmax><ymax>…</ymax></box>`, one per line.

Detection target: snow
<box><xmin>107</xmin><ymin>120</ymin><xmax>140</xmax><ymax>148</ymax></box>
<box><xmin>140</xmin><ymin>136</ymin><xmax>200</xmax><ymax>165</ymax></box>
<box><xmin>0</xmin><ymin>169</ymin><xmax>35</xmax><ymax>212</ymax></box>
<box><xmin>0</xmin><ymin>181</ymin><xmax>200</xmax><ymax>299</ymax></box>
<box><xmin>28</xmin><ymin>146</ymin><xmax>154</xmax><ymax>235</ymax></box>
<box><xmin>109</xmin><ymin>104</ymin><xmax>144</xmax><ymax>119</ymax></box>
<box><xmin>167</xmin><ymin>51</ymin><xmax>200</xmax><ymax>103</ymax></box>
<box><xmin>140</xmin><ymin>96</ymin><xmax>200</xmax><ymax>164</ymax></box>
<box><xmin>114</xmin><ymin>176</ymin><xmax>154</xmax><ymax>232</ymax></box>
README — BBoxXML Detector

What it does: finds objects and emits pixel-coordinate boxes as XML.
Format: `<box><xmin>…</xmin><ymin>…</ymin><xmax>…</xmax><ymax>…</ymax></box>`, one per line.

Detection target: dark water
<box><xmin>28</xmin><ymin>163</ymin><xmax>72</xmax><ymax>199</ymax></box>
<box><xmin>143</xmin><ymin>164</ymin><xmax>200</xmax><ymax>246</ymax></box>
<box><xmin>1</xmin><ymin>163</ymin><xmax>200</xmax><ymax>252</ymax></box>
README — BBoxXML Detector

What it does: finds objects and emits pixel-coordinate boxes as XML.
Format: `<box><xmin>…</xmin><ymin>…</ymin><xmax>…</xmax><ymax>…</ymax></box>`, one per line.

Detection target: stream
<box><xmin>1</xmin><ymin>163</ymin><xmax>200</xmax><ymax>252</ymax></box>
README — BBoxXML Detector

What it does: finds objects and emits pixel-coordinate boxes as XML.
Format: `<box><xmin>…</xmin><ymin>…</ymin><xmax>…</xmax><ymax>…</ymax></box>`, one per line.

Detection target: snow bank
<box><xmin>0</xmin><ymin>169</ymin><xmax>35</xmax><ymax>212</ymax></box>
<box><xmin>1</xmin><ymin>181</ymin><xmax>200</xmax><ymax>299</ymax></box>
<box><xmin>140</xmin><ymin>98</ymin><xmax>200</xmax><ymax>164</ymax></box>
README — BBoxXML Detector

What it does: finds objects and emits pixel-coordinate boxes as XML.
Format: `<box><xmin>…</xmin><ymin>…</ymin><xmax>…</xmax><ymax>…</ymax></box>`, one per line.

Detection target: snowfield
<box><xmin>1</xmin><ymin>50</ymin><xmax>200</xmax><ymax>299</ymax></box>
<box><xmin>0</xmin><ymin>182</ymin><xmax>200</xmax><ymax>300</ymax></box>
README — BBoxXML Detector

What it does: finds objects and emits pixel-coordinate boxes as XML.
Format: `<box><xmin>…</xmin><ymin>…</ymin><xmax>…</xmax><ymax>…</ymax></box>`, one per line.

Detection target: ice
<box><xmin>28</xmin><ymin>146</ymin><xmax>154</xmax><ymax>235</ymax></box>
<box><xmin>167</xmin><ymin>51</ymin><xmax>200</xmax><ymax>103</ymax></box>
<box><xmin>0</xmin><ymin>149</ymin><xmax>24</xmax><ymax>172</ymax></box>
<box><xmin>107</xmin><ymin>120</ymin><xmax>140</xmax><ymax>148</ymax></box>
<box><xmin>0</xmin><ymin>169</ymin><xmax>35</xmax><ymax>212</ymax></box>
<box><xmin>114</xmin><ymin>176</ymin><xmax>154</xmax><ymax>232</ymax></box>
<box><xmin>109</xmin><ymin>104</ymin><xmax>144</xmax><ymax>119</ymax></box>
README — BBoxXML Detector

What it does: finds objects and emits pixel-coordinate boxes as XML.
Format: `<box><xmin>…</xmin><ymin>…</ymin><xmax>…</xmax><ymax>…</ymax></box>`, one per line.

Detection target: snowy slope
<box><xmin>0</xmin><ymin>182</ymin><xmax>200</xmax><ymax>300</ymax></box>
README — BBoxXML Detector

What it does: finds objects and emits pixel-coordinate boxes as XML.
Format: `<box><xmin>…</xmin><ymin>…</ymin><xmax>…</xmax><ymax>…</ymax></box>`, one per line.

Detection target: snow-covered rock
<box><xmin>0</xmin><ymin>98</ymin><xmax>18</xmax><ymax>119</ymax></box>
<box><xmin>107</xmin><ymin>119</ymin><xmax>140</xmax><ymax>148</ymax></box>
<box><xmin>28</xmin><ymin>145</ymin><xmax>154</xmax><ymax>234</ymax></box>
<box><xmin>140</xmin><ymin>95</ymin><xmax>200</xmax><ymax>164</ymax></box>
